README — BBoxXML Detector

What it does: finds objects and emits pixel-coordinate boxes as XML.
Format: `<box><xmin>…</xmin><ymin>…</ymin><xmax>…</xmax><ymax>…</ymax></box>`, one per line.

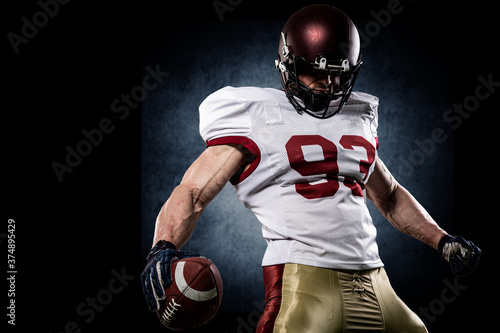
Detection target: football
<box><xmin>157</xmin><ymin>257</ymin><xmax>223</xmax><ymax>331</ymax></box>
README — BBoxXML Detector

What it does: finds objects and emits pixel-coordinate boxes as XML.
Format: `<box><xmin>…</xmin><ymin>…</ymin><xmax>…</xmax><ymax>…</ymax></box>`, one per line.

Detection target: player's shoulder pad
<box><xmin>343</xmin><ymin>91</ymin><xmax>379</xmax><ymax>113</ymax></box>
<box><xmin>200</xmin><ymin>86</ymin><xmax>278</xmax><ymax>112</ymax></box>
<box><xmin>200</xmin><ymin>86</ymin><xmax>275</xmax><ymax>143</ymax></box>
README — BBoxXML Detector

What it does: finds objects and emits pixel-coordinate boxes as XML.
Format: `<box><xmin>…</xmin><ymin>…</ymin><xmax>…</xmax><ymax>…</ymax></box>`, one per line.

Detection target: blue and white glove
<box><xmin>438</xmin><ymin>235</ymin><xmax>481</xmax><ymax>277</ymax></box>
<box><xmin>141</xmin><ymin>240</ymin><xmax>199</xmax><ymax>311</ymax></box>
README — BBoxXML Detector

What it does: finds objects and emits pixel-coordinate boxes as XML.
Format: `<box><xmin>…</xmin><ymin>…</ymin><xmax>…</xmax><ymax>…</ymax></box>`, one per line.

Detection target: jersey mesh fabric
<box><xmin>199</xmin><ymin>86</ymin><xmax>383</xmax><ymax>270</ymax></box>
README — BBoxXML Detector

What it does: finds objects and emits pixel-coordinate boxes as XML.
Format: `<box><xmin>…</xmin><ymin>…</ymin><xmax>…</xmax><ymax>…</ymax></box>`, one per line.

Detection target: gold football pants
<box><xmin>273</xmin><ymin>264</ymin><xmax>428</xmax><ymax>332</ymax></box>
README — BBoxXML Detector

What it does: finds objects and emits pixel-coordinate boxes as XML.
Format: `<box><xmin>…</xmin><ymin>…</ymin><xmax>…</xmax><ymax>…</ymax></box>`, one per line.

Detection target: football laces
<box><xmin>160</xmin><ymin>298</ymin><xmax>182</xmax><ymax>327</ymax></box>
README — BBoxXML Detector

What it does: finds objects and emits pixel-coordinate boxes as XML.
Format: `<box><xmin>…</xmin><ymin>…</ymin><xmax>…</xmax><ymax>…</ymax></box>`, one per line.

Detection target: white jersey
<box><xmin>199</xmin><ymin>86</ymin><xmax>383</xmax><ymax>270</ymax></box>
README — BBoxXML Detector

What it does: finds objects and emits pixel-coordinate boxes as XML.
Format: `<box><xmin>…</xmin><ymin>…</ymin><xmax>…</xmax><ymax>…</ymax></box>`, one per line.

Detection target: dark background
<box><xmin>5</xmin><ymin>0</ymin><xmax>497</xmax><ymax>332</ymax></box>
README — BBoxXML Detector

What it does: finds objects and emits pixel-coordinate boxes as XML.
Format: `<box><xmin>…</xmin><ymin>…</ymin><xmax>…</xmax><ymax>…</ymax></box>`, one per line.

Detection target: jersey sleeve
<box><xmin>199</xmin><ymin>87</ymin><xmax>260</xmax><ymax>184</ymax></box>
<box><xmin>346</xmin><ymin>91</ymin><xmax>380</xmax><ymax>149</ymax></box>
<box><xmin>199</xmin><ymin>86</ymin><xmax>252</xmax><ymax>143</ymax></box>
<box><xmin>371</xmin><ymin>100</ymin><xmax>379</xmax><ymax>149</ymax></box>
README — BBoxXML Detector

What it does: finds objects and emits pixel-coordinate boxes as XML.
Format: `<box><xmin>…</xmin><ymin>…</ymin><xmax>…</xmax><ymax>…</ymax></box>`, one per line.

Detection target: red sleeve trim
<box><xmin>207</xmin><ymin>136</ymin><xmax>261</xmax><ymax>185</ymax></box>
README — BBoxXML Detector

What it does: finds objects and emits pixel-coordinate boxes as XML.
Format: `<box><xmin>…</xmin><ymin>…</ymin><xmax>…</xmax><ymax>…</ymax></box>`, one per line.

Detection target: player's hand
<box><xmin>438</xmin><ymin>235</ymin><xmax>481</xmax><ymax>277</ymax></box>
<box><xmin>141</xmin><ymin>240</ymin><xmax>200</xmax><ymax>311</ymax></box>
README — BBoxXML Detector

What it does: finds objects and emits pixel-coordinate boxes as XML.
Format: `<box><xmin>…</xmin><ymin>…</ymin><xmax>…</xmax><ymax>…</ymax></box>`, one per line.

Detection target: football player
<box><xmin>141</xmin><ymin>5</ymin><xmax>481</xmax><ymax>332</ymax></box>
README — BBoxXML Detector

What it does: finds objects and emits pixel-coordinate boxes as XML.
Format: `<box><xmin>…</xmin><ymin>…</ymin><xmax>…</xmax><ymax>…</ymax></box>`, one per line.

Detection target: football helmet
<box><xmin>276</xmin><ymin>5</ymin><xmax>362</xmax><ymax>118</ymax></box>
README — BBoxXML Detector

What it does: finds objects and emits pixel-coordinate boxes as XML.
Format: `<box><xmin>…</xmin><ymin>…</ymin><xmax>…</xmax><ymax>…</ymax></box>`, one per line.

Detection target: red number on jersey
<box><xmin>339</xmin><ymin>135</ymin><xmax>376</xmax><ymax>197</ymax></box>
<box><xmin>286</xmin><ymin>135</ymin><xmax>376</xmax><ymax>199</ymax></box>
<box><xmin>285</xmin><ymin>135</ymin><xmax>339</xmax><ymax>199</ymax></box>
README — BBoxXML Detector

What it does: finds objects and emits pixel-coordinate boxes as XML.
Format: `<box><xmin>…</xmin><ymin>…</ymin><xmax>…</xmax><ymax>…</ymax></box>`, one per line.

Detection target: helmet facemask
<box><xmin>277</xmin><ymin>45</ymin><xmax>362</xmax><ymax>119</ymax></box>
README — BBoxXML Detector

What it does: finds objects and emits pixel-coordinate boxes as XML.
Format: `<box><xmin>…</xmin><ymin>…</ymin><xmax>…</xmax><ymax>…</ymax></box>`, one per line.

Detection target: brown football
<box><xmin>156</xmin><ymin>257</ymin><xmax>223</xmax><ymax>331</ymax></box>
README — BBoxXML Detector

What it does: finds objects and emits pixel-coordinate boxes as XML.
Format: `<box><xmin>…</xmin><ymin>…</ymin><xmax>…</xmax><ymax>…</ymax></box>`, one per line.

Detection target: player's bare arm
<box><xmin>153</xmin><ymin>144</ymin><xmax>249</xmax><ymax>249</ymax></box>
<box><xmin>141</xmin><ymin>144</ymin><xmax>249</xmax><ymax>312</ymax></box>
<box><xmin>366</xmin><ymin>157</ymin><xmax>447</xmax><ymax>250</ymax></box>
<box><xmin>366</xmin><ymin>158</ymin><xmax>480</xmax><ymax>277</ymax></box>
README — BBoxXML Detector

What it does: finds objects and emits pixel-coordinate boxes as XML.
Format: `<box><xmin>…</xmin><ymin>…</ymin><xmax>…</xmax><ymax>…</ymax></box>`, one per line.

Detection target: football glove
<box><xmin>141</xmin><ymin>240</ymin><xmax>199</xmax><ymax>311</ymax></box>
<box><xmin>438</xmin><ymin>235</ymin><xmax>481</xmax><ymax>277</ymax></box>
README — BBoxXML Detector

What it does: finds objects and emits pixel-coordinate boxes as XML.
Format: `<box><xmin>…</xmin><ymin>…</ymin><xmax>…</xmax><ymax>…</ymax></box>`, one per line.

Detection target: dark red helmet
<box><xmin>276</xmin><ymin>5</ymin><xmax>362</xmax><ymax>118</ymax></box>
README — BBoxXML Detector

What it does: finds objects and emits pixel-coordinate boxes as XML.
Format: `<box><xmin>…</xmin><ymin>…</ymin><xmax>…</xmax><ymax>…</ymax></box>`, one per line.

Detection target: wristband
<box><xmin>146</xmin><ymin>240</ymin><xmax>177</xmax><ymax>261</ymax></box>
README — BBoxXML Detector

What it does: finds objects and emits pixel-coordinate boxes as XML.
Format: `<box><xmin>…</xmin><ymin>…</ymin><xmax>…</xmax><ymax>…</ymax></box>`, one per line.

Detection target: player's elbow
<box><xmin>176</xmin><ymin>182</ymin><xmax>207</xmax><ymax>214</ymax></box>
